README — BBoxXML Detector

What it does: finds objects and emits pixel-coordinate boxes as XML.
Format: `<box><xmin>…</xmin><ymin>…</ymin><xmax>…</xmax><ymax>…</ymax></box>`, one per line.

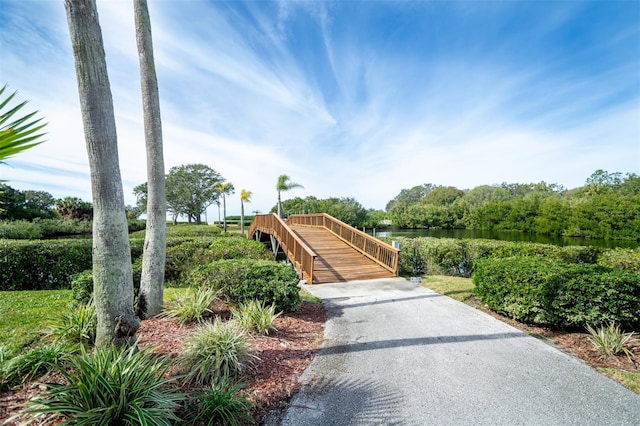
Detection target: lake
<box><xmin>367</xmin><ymin>228</ymin><xmax>639</xmax><ymax>249</ymax></box>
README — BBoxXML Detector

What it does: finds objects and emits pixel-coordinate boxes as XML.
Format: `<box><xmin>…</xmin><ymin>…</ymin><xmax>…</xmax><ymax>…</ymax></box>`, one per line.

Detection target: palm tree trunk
<box><xmin>277</xmin><ymin>190</ymin><xmax>282</xmax><ymax>218</ymax></box>
<box><xmin>222</xmin><ymin>194</ymin><xmax>227</xmax><ymax>232</ymax></box>
<box><xmin>134</xmin><ymin>0</ymin><xmax>166</xmax><ymax>319</ymax></box>
<box><xmin>240</xmin><ymin>199</ymin><xmax>245</xmax><ymax>234</ymax></box>
<box><xmin>65</xmin><ymin>0</ymin><xmax>138</xmax><ymax>347</ymax></box>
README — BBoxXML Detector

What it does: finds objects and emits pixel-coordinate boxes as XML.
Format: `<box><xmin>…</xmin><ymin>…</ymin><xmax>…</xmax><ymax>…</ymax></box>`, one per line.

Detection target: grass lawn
<box><xmin>420</xmin><ymin>275</ymin><xmax>476</xmax><ymax>303</ymax></box>
<box><xmin>599</xmin><ymin>369</ymin><xmax>640</xmax><ymax>394</ymax></box>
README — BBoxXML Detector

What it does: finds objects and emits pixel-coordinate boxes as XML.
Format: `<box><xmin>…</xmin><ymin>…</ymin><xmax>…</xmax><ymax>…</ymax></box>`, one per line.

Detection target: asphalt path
<box><xmin>272</xmin><ymin>278</ymin><xmax>640</xmax><ymax>425</ymax></box>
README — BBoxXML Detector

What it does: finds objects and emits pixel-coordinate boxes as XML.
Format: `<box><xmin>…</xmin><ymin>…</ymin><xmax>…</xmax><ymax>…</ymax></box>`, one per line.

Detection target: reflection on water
<box><xmin>368</xmin><ymin>228</ymin><xmax>639</xmax><ymax>249</ymax></box>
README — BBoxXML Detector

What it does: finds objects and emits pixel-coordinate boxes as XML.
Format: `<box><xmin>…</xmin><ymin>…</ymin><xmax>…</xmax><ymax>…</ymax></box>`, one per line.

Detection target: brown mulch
<box><xmin>0</xmin><ymin>302</ymin><xmax>327</xmax><ymax>425</ymax></box>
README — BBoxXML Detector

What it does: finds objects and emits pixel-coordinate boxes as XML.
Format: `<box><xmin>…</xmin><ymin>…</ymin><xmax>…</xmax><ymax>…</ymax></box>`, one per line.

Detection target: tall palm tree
<box><xmin>240</xmin><ymin>189</ymin><xmax>252</xmax><ymax>234</ymax></box>
<box><xmin>65</xmin><ymin>0</ymin><xmax>138</xmax><ymax>347</ymax></box>
<box><xmin>276</xmin><ymin>174</ymin><xmax>303</xmax><ymax>218</ymax></box>
<box><xmin>0</xmin><ymin>85</ymin><xmax>46</xmax><ymax>170</ymax></box>
<box><xmin>134</xmin><ymin>0</ymin><xmax>166</xmax><ymax>319</ymax></box>
<box><xmin>214</xmin><ymin>181</ymin><xmax>234</xmax><ymax>232</ymax></box>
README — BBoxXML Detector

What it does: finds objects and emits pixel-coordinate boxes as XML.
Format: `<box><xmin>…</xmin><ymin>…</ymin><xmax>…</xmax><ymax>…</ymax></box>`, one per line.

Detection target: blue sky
<box><xmin>1</xmin><ymin>0</ymin><xmax>638</xmax><ymax>218</ymax></box>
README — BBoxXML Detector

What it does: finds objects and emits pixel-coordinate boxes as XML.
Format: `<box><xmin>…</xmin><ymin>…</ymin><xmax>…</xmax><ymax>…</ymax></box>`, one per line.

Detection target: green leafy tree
<box><xmin>276</xmin><ymin>174</ymin><xmax>303</xmax><ymax>218</ymax></box>
<box><xmin>240</xmin><ymin>189</ymin><xmax>252</xmax><ymax>234</ymax></box>
<box><xmin>55</xmin><ymin>196</ymin><xmax>93</xmax><ymax>220</ymax></box>
<box><xmin>0</xmin><ymin>85</ymin><xmax>46</xmax><ymax>169</ymax></box>
<box><xmin>214</xmin><ymin>181</ymin><xmax>234</xmax><ymax>232</ymax></box>
<box><xmin>165</xmin><ymin>164</ymin><xmax>222</xmax><ymax>224</ymax></box>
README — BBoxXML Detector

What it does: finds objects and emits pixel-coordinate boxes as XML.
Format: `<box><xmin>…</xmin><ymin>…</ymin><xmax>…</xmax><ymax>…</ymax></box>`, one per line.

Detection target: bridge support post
<box><xmin>269</xmin><ymin>234</ymin><xmax>280</xmax><ymax>257</ymax></box>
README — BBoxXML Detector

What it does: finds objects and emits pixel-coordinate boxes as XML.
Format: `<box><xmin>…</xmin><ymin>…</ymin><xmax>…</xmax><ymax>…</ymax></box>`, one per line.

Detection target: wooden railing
<box><xmin>247</xmin><ymin>213</ymin><xmax>316</xmax><ymax>283</ymax></box>
<box><xmin>287</xmin><ymin>213</ymin><xmax>399</xmax><ymax>275</ymax></box>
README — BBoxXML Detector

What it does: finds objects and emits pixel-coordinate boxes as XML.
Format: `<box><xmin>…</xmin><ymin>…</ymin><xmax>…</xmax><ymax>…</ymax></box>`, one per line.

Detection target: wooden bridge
<box><xmin>247</xmin><ymin>213</ymin><xmax>400</xmax><ymax>284</ymax></box>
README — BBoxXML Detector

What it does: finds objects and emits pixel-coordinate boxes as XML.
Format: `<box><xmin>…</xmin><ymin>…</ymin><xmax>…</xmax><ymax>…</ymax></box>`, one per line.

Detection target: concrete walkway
<box><xmin>275</xmin><ymin>278</ymin><xmax>640</xmax><ymax>425</ymax></box>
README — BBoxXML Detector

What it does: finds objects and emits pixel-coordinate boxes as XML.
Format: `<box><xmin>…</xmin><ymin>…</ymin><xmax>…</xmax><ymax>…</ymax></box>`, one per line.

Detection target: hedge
<box><xmin>473</xmin><ymin>256</ymin><xmax>640</xmax><ymax>328</ymax></box>
<box><xmin>188</xmin><ymin>259</ymin><xmax>301</xmax><ymax>312</ymax></box>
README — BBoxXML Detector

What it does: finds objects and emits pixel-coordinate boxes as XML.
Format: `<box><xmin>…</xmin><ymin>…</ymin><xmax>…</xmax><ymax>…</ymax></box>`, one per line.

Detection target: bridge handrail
<box><xmin>247</xmin><ymin>213</ymin><xmax>317</xmax><ymax>283</ymax></box>
<box><xmin>287</xmin><ymin>213</ymin><xmax>399</xmax><ymax>275</ymax></box>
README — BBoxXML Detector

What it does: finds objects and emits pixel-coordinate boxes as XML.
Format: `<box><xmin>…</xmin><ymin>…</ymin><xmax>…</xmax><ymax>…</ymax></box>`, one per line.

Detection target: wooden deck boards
<box><xmin>290</xmin><ymin>226</ymin><xmax>395</xmax><ymax>284</ymax></box>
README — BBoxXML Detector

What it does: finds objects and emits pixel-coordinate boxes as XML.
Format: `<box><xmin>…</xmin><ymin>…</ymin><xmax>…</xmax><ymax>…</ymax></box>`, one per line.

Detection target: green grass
<box><xmin>599</xmin><ymin>369</ymin><xmax>640</xmax><ymax>393</ymax></box>
<box><xmin>420</xmin><ymin>275</ymin><xmax>476</xmax><ymax>303</ymax></box>
<box><xmin>0</xmin><ymin>290</ymin><xmax>72</xmax><ymax>350</ymax></box>
<box><xmin>300</xmin><ymin>288</ymin><xmax>322</xmax><ymax>305</ymax></box>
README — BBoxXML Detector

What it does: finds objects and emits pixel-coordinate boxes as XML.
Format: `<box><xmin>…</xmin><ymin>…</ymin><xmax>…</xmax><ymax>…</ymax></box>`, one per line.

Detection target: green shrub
<box><xmin>473</xmin><ymin>257</ymin><xmax>640</xmax><ymax>328</ymax></box>
<box><xmin>0</xmin><ymin>220</ymin><xmax>42</xmax><ymax>239</ymax></box>
<box><xmin>0</xmin><ymin>239</ymin><xmax>93</xmax><ymax>291</ymax></box>
<box><xmin>162</xmin><ymin>287</ymin><xmax>220</xmax><ymax>324</ymax></box>
<box><xmin>187</xmin><ymin>377</ymin><xmax>253</xmax><ymax>426</ymax></box>
<box><xmin>24</xmin><ymin>345</ymin><xmax>184</xmax><ymax>425</ymax></box>
<box><xmin>164</xmin><ymin>238</ymin><xmax>213</xmax><ymax>284</ymax></box>
<box><xmin>48</xmin><ymin>303</ymin><xmax>97</xmax><ymax>346</ymax></box>
<box><xmin>71</xmin><ymin>270</ymin><xmax>94</xmax><ymax>305</ymax></box>
<box><xmin>586</xmin><ymin>322</ymin><xmax>635</xmax><ymax>358</ymax></box>
<box><xmin>232</xmin><ymin>300</ymin><xmax>281</xmax><ymax>335</ymax></box>
<box><xmin>2</xmin><ymin>343</ymin><xmax>73</xmax><ymax>387</ymax></box>
<box><xmin>598</xmin><ymin>248</ymin><xmax>640</xmax><ymax>273</ymax></box>
<box><xmin>208</xmin><ymin>236</ymin><xmax>270</xmax><ymax>261</ymax></box>
<box><xmin>179</xmin><ymin>320</ymin><xmax>253</xmax><ymax>385</ymax></box>
<box><xmin>189</xmin><ymin>259</ymin><xmax>301</xmax><ymax>312</ymax></box>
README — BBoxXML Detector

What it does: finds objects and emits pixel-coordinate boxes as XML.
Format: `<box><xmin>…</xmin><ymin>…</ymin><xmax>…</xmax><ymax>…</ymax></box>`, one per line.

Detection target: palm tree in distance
<box><xmin>214</xmin><ymin>181</ymin><xmax>234</xmax><ymax>232</ymax></box>
<box><xmin>240</xmin><ymin>189</ymin><xmax>252</xmax><ymax>234</ymax></box>
<box><xmin>276</xmin><ymin>174</ymin><xmax>303</xmax><ymax>218</ymax></box>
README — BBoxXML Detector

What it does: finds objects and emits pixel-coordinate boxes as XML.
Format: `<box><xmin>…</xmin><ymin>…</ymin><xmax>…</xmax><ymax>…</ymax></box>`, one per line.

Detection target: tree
<box><xmin>55</xmin><ymin>196</ymin><xmax>93</xmax><ymax>220</ymax></box>
<box><xmin>276</xmin><ymin>174</ymin><xmax>303</xmax><ymax>218</ymax></box>
<box><xmin>0</xmin><ymin>184</ymin><xmax>56</xmax><ymax>220</ymax></box>
<box><xmin>0</xmin><ymin>85</ymin><xmax>46</xmax><ymax>168</ymax></box>
<box><xmin>134</xmin><ymin>0</ymin><xmax>166</xmax><ymax>319</ymax></box>
<box><xmin>65</xmin><ymin>0</ymin><xmax>138</xmax><ymax>347</ymax></box>
<box><xmin>165</xmin><ymin>164</ymin><xmax>222</xmax><ymax>224</ymax></box>
<box><xmin>240</xmin><ymin>189</ymin><xmax>252</xmax><ymax>234</ymax></box>
<box><xmin>214</xmin><ymin>181</ymin><xmax>234</xmax><ymax>232</ymax></box>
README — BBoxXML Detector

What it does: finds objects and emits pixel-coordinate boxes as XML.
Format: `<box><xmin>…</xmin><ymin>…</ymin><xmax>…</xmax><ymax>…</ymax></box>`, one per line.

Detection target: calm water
<box><xmin>367</xmin><ymin>228</ymin><xmax>639</xmax><ymax>249</ymax></box>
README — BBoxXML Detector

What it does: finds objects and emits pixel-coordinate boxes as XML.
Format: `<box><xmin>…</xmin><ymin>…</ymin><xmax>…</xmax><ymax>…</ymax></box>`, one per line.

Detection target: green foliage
<box><xmin>48</xmin><ymin>303</ymin><xmax>97</xmax><ymax>346</ymax></box>
<box><xmin>208</xmin><ymin>235</ymin><xmax>270</xmax><ymax>261</ymax></box>
<box><xmin>472</xmin><ymin>257</ymin><xmax>640</xmax><ymax>328</ymax></box>
<box><xmin>24</xmin><ymin>345</ymin><xmax>184</xmax><ymax>425</ymax></box>
<box><xmin>180</xmin><ymin>320</ymin><xmax>253</xmax><ymax>385</ymax></box>
<box><xmin>0</xmin><ymin>218</ymin><xmax>93</xmax><ymax>239</ymax></box>
<box><xmin>71</xmin><ymin>270</ymin><xmax>94</xmax><ymax>305</ymax></box>
<box><xmin>274</xmin><ymin>196</ymin><xmax>368</xmax><ymax>226</ymax></box>
<box><xmin>164</xmin><ymin>237</ymin><xmax>215</xmax><ymax>284</ymax></box>
<box><xmin>0</xmin><ymin>239</ymin><xmax>93</xmax><ymax>291</ymax></box>
<box><xmin>54</xmin><ymin>196</ymin><xmax>92</xmax><ymax>220</ymax></box>
<box><xmin>2</xmin><ymin>343</ymin><xmax>73</xmax><ymax>387</ymax></box>
<box><xmin>165</xmin><ymin>164</ymin><xmax>224</xmax><ymax>224</ymax></box>
<box><xmin>0</xmin><ymin>184</ymin><xmax>57</xmax><ymax>221</ymax></box>
<box><xmin>232</xmin><ymin>300</ymin><xmax>281</xmax><ymax>335</ymax></box>
<box><xmin>162</xmin><ymin>287</ymin><xmax>220</xmax><ymax>324</ymax></box>
<box><xmin>0</xmin><ymin>84</ymin><xmax>46</xmax><ymax>166</ymax></box>
<box><xmin>598</xmin><ymin>248</ymin><xmax>640</xmax><ymax>273</ymax></box>
<box><xmin>187</xmin><ymin>377</ymin><xmax>254</xmax><ymax>426</ymax></box>
<box><xmin>586</xmin><ymin>323</ymin><xmax>635</xmax><ymax>358</ymax></box>
<box><xmin>189</xmin><ymin>259</ymin><xmax>301</xmax><ymax>312</ymax></box>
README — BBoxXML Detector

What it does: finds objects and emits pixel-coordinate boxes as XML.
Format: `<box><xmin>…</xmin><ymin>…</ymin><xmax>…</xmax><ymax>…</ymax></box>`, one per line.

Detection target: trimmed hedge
<box><xmin>188</xmin><ymin>259</ymin><xmax>301</xmax><ymax>312</ymax></box>
<box><xmin>473</xmin><ymin>256</ymin><xmax>640</xmax><ymax>328</ymax></box>
<box><xmin>597</xmin><ymin>248</ymin><xmax>640</xmax><ymax>273</ymax></box>
<box><xmin>386</xmin><ymin>237</ymin><xmax>606</xmax><ymax>277</ymax></box>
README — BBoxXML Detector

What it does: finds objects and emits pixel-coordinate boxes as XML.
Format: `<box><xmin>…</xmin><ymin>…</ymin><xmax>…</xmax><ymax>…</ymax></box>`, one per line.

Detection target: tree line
<box><xmin>385</xmin><ymin>170</ymin><xmax>640</xmax><ymax>241</ymax></box>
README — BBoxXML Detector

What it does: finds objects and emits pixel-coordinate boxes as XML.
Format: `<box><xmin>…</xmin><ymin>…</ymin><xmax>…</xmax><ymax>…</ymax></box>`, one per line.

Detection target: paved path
<box><xmin>275</xmin><ymin>278</ymin><xmax>640</xmax><ymax>425</ymax></box>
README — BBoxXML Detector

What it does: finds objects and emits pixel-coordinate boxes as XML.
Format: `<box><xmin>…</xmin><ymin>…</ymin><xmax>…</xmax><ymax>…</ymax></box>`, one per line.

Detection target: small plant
<box><xmin>586</xmin><ymin>322</ymin><xmax>635</xmax><ymax>359</ymax></box>
<box><xmin>179</xmin><ymin>319</ymin><xmax>253</xmax><ymax>385</ymax></box>
<box><xmin>162</xmin><ymin>286</ymin><xmax>220</xmax><ymax>324</ymax></box>
<box><xmin>24</xmin><ymin>345</ymin><xmax>184</xmax><ymax>425</ymax></box>
<box><xmin>188</xmin><ymin>376</ymin><xmax>254</xmax><ymax>426</ymax></box>
<box><xmin>48</xmin><ymin>302</ymin><xmax>97</xmax><ymax>346</ymax></box>
<box><xmin>2</xmin><ymin>343</ymin><xmax>73</xmax><ymax>386</ymax></box>
<box><xmin>232</xmin><ymin>299</ymin><xmax>281</xmax><ymax>335</ymax></box>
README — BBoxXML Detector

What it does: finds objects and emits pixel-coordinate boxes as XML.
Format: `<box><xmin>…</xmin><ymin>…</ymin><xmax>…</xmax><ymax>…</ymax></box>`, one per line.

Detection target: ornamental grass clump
<box><xmin>162</xmin><ymin>286</ymin><xmax>220</xmax><ymax>324</ymax></box>
<box><xmin>48</xmin><ymin>302</ymin><xmax>97</xmax><ymax>346</ymax></box>
<box><xmin>187</xmin><ymin>376</ymin><xmax>254</xmax><ymax>426</ymax></box>
<box><xmin>232</xmin><ymin>299</ymin><xmax>281</xmax><ymax>335</ymax></box>
<box><xmin>2</xmin><ymin>343</ymin><xmax>73</xmax><ymax>387</ymax></box>
<box><xmin>586</xmin><ymin>322</ymin><xmax>635</xmax><ymax>359</ymax></box>
<box><xmin>23</xmin><ymin>345</ymin><xmax>184</xmax><ymax>425</ymax></box>
<box><xmin>180</xmin><ymin>319</ymin><xmax>253</xmax><ymax>385</ymax></box>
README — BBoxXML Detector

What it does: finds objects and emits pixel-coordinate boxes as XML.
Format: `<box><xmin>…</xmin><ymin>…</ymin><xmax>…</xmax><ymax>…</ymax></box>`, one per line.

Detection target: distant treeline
<box><xmin>385</xmin><ymin>170</ymin><xmax>639</xmax><ymax>241</ymax></box>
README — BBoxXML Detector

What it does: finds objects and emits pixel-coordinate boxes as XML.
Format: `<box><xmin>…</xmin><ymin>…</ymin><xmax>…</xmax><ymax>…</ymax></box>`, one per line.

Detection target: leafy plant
<box><xmin>24</xmin><ymin>345</ymin><xmax>184</xmax><ymax>425</ymax></box>
<box><xmin>179</xmin><ymin>319</ymin><xmax>253</xmax><ymax>385</ymax></box>
<box><xmin>586</xmin><ymin>323</ymin><xmax>635</xmax><ymax>359</ymax></box>
<box><xmin>232</xmin><ymin>299</ymin><xmax>281</xmax><ymax>335</ymax></box>
<box><xmin>48</xmin><ymin>302</ymin><xmax>97</xmax><ymax>346</ymax></box>
<box><xmin>2</xmin><ymin>343</ymin><xmax>72</xmax><ymax>387</ymax></box>
<box><xmin>162</xmin><ymin>286</ymin><xmax>220</xmax><ymax>324</ymax></box>
<box><xmin>188</xmin><ymin>376</ymin><xmax>253</xmax><ymax>426</ymax></box>
<box><xmin>0</xmin><ymin>84</ymin><xmax>46</xmax><ymax>166</ymax></box>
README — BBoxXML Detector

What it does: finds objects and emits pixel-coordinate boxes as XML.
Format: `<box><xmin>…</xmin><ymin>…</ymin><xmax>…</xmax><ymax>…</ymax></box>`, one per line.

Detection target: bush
<box><xmin>586</xmin><ymin>322</ymin><xmax>634</xmax><ymax>358</ymax></box>
<box><xmin>187</xmin><ymin>377</ymin><xmax>253</xmax><ymax>426</ymax></box>
<box><xmin>179</xmin><ymin>320</ymin><xmax>253</xmax><ymax>385</ymax></box>
<box><xmin>189</xmin><ymin>259</ymin><xmax>301</xmax><ymax>312</ymax></box>
<box><xmin>24</xmin><ymin>345</ymin><xmax>184</xmax><ymax>425</ymax></box>
<box><xmin>164</xmin><ymin>238</ymin><xmax>214</xmax><ymax>284</ymax></box>
<box><xmin>473</xmin><ymin>257</ymin><xmax>640</xmax><ymax>328</ymax></box>
<box><xmin>598</xmin><ymin>248</ymin><xmax>640</xmax><ymax>273</ymax></box>
<box><xmin>0</xmin><ymin>239</ymin><xmax>93</xmax><ymax>291</ymax></box>
<box><xmin>71</xmin><ymin>270</ymin><xmax>94</xmax><ymax>305</ymax></box>
<box><xmin>1</xmin><ymin>343</ymin><xmax>73</xmax><ymax>388</ymax></box>
<box><xmin>162</xmin><ymin>287</ymin><xmax>220</xmax><ymax>324</ymax></box>
<box><xmin>208</xmin><ymin>236</ymin><xmax>270</xmax><ymax>261</ymax></box>
<box><xmin>232</xmin><ymin>300</ymin><xmax>281</xmax><ymax>335</ymax></box>
<box><xmin>48</xmin><ymin>303</ymin><xmax>97</xmax><ymax>346</ymax></box>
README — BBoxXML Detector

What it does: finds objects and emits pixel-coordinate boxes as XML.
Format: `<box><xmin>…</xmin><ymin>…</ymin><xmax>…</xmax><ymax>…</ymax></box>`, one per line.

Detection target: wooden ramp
<box><xmin>290</xmin><ymin>225</ymin><xmax>396</xmax><ymax>283</ymax></box>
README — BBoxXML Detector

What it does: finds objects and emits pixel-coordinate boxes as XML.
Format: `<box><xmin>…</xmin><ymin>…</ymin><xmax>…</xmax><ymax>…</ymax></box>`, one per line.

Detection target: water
<box><xmin>368</xmin><ymin>228</ymin><xmax>639</xmax><ymax>249</ymax></box>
